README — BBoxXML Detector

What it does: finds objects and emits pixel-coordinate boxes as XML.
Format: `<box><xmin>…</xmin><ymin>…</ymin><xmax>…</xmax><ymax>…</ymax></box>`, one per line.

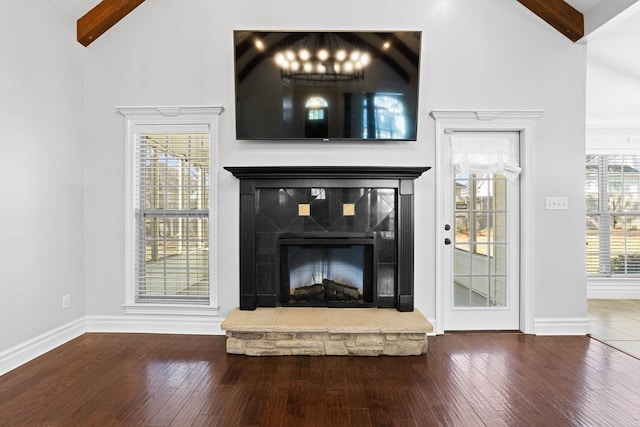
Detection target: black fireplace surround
<box><xmin>225</xmin><ymin>166</ymin><xmax>429</xmax><ymax>312</ymax></box>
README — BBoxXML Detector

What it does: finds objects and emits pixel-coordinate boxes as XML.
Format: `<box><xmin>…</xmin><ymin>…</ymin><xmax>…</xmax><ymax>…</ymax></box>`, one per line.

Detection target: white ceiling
<box><xmin>566</xmin><ymin>0</ymin><xmax>604</xmax><ymax>14</ymax></box>
<box><xmin>48</xmin><ymin>0</ymin><xmax>617</xmax><ymax>24</ymax></box>
<box><xmin>49</xmin><ymin>0</ymin><xmax>634</xmax><ymax>39</ymax></box>
<box><xmin>48</xmin><ymin>0</ymin><xmax>633</xmax><ymax>32</ymax></box>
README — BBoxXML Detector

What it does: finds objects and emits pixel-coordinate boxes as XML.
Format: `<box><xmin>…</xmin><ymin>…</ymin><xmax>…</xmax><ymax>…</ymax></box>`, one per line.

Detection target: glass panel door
<box><xmin>442</xmin><ymin>131</ymin><xmax>520</xmax><ymax>331</ymax></box>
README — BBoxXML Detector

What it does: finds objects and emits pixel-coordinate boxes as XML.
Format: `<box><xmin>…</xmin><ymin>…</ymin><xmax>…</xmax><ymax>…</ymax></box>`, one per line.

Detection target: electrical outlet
<box><xmin>62</xmin><ymin>294</ymin><xmax>71</xmax><ymax>309</ymax></box>
<box><xmin>545</xmin><ymin>197</ymin><xmax>568</xmax><ymax>210</ymax></box>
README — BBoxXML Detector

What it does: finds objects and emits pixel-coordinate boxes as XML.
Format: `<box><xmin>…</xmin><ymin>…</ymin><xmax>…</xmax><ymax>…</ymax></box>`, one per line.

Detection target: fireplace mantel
<box><xmin>225</xmin><ymin>165</ymin><xmax>430</xmax><ymax>312</ymax></box>
<box><xmin>224</xmin><ymin>166</ymin><xmax>430</xmax><ymax>180</ymax></box>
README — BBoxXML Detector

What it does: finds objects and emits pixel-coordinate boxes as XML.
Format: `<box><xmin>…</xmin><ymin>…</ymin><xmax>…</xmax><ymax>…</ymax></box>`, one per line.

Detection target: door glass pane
<box><xmin>472</xmin><ymin>212</ymin><xmax>487</xmax><ymax>250</ymax></box>
<box><xmin>492</xmin><ymin>213</ymin><xmax>507</xmax><ymax>244</ymax></box>
<box><xmin>454</xmin><ymin>245</ymin><xmax>472</xmax><ymax>270</ymax></box>
<box><xmin>471</xmin><ymin>276</ymin><xmax>489</xmax><ymax>305</ymax></box>
<box><xmin>490</xmin><ymin>276</ymin><xmax>507</xmax><ymax>306</ymax></box>
<box><xmin>454</xmin><ymin>212</ymin><xmax>470</xmax><ymax>243</ymax></box>
<box><xmin>490</xmin><ymin>243</ymin><xmax>507</xmax><ymax>274</ymax></box>
<box><xmin>454</xmin><ymin>172</ymin><xmax>508</xmax><ymax>307</ymax></box>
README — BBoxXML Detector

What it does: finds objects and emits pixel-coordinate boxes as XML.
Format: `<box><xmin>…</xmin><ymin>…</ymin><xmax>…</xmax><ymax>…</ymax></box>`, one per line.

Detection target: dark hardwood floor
<box><xmin>1</xmin><ymin>333</ymin><xmax>640</xmax><ymax>426</ymax></box>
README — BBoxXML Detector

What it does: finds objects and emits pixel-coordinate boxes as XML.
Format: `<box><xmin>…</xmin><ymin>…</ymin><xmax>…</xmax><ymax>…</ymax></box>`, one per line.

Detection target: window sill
<box><xmin>122</xmin><ymin>304</ymin><xmax>219</xmax><ymax>317</ymax></box>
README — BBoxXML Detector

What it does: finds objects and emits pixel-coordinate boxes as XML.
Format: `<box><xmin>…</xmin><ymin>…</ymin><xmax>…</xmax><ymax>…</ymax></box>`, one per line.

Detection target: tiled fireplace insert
<box><xmin>225</xmin><ymin>166</ymin><xmax>430</xmax><ymax>312</ymax></box>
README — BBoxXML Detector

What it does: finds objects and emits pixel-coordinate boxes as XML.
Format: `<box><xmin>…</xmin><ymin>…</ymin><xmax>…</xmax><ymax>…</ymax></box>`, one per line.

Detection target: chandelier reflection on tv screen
<box><xmin>274</xmin><ymin>33</ymin><xmax>370</xmax><ymax>84</ymax></box>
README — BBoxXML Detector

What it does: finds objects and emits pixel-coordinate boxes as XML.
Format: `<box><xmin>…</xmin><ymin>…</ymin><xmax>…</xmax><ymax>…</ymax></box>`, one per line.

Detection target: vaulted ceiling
<box><xmin>58</xmin><ymin>0</ymin><xmax>635</xmax><ymax>47</ymax></box>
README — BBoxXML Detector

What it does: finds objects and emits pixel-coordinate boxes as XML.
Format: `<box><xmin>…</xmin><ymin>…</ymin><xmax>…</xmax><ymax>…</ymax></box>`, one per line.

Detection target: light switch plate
<box><xmin>545</xmin><ymin>197</ymin><xmax>568</xmax><ymax>210</ymax></box>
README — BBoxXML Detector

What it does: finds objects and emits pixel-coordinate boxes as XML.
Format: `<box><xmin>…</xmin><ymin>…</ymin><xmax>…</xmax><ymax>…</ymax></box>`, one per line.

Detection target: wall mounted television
<box><xmin>233</xmin><ymin>31</ymin><xmax>422</xmax><ymax>141</ymax></box>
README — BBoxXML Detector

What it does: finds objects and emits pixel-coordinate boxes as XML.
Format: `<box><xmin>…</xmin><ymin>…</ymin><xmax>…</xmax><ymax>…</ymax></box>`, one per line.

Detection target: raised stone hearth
<box><xmin>221</xmin><ymin>307</ymin><xmax>433</xmax><ymax>356</ymax></box>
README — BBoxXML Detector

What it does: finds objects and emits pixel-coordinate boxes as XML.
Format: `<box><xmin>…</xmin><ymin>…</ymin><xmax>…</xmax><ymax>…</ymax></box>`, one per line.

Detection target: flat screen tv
<box><xmin>233</xmin><ymin>31</ymin><xmax>422</xmax><ymax>141</ymax></box>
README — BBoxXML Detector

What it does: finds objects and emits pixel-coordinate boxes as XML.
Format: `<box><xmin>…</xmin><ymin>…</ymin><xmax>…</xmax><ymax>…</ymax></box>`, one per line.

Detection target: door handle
<box><xmin>444</xmin><ymin>238</ymin><xmax>452</xmax><ymax>245</ymax></box>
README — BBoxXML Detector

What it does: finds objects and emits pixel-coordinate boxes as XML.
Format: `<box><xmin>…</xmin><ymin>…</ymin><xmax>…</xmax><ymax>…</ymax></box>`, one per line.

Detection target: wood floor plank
<box><xmin>2</xmin><ymin>333</ymin><xmax>640</xmax><ymax>426</ymax></box>
<box><xmin>168</xmin><ymin>371</ymin><xmax>217</xmax><ymax>426</ymax></box>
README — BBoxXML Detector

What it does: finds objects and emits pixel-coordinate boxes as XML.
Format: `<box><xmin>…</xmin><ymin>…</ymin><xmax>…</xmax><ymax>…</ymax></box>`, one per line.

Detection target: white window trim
<box><xmin>117</xmin><ymin>105</ymin><xmax>224</xmax><ymax>316</ymax></box>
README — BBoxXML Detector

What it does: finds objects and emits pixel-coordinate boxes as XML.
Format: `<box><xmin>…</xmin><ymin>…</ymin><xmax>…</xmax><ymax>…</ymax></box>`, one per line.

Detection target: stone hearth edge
<box><xmin>221</xmin><ymin>307</ymin><xmax>433</xmax><ymax>356</ymax></box>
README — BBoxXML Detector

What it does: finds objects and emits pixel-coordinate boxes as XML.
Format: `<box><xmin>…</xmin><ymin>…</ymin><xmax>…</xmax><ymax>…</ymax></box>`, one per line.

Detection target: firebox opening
<box><xmin>278</xmin><ymin>236</ymin><xmax>375</xmax><ymax>307</ymax></box>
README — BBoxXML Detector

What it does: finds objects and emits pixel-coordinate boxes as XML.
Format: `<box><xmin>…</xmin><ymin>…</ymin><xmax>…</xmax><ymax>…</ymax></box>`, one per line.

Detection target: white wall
<box><xmin>0</xmin><ymin>1</ymin><xmax>85</xmax><ymax>352</ymax></box>
<box><xmin>82</xmin><ymin>0</ymin><xmax>587</xmax><ymax>329</ymax></box>
<box><xmin>587</xmin><ymin>10</ymin><xmax>640</xmax><ymax>121</ymax></box>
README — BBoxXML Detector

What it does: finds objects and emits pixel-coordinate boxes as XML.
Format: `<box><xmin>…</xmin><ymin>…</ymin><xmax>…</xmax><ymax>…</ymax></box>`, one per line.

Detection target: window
<box><xmin>586</xmin><ymin>155</ymin><xmax>640</xmax><ymax>276</ymax></box>
<box><xmin>137</xmin><ymin>133</ymin><xmax>210</xmax><ymax>303</ymax></box>
<box><xmin>118</xmin><ymin>106</ymin><xmax>224</xmax><ymax>312</ymax></box>
<box><xmin>363</xmin><ymin>94</ymin><xmax>407</xmax><ymax>139</ymax></box>
<box><xmin>308</xmin><ymin>109</ymin><xmax>325</xmax><ymax>121</ymax></box>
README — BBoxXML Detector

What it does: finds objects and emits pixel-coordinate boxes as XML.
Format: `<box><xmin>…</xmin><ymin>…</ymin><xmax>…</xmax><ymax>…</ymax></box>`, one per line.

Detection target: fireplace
<box><xmin>279</xmin><ymin>233</ymin><xmax>375</xmax><ymax>307</ymax></box>
<box><xmin>225</xmin><ymin>166</ymin><xmax>429</xmax><ymax>311</ymax></box>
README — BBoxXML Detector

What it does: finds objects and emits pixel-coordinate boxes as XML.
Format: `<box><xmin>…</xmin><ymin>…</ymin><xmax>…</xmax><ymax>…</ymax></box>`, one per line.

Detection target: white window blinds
<box><xmin>134</xmin><ymin>131</ymin><xmax>210</xmax><ymax>303</ymax></box>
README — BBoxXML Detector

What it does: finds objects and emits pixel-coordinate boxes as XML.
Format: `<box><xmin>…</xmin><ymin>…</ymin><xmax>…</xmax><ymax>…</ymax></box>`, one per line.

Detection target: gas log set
<box><xmin>290</xmin><ymin>278</ymin><xmax>361</xmax><ymax>303</ymax></box>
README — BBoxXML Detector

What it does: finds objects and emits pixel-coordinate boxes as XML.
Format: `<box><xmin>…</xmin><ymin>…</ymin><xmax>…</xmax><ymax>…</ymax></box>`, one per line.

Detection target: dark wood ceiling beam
<box><xmin>77</xmin><ymin>0</ymin><xmax>146</xmax><ymax>47</ymax></box>
<box><xmin>517</xmin><ymin>0</ymin><xmax>584</xmax><ymax>42</ymax></box>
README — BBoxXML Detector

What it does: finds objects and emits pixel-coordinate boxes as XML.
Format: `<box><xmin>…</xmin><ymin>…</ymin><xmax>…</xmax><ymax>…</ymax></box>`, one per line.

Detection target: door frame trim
<box><xmin>431</xmin><ymin>110</ymin><xmax>545</xmax><ymax>334</ymax></box>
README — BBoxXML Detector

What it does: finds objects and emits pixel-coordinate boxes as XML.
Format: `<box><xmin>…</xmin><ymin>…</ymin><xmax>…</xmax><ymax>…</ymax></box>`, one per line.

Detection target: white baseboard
<box><xmin>0</xmin><ymin>314</ymin><xmax>226</xmax><ymax>377</ymax></box>
<box><xmin>427</xmin><ymin>317</ymin><xmax>437</xmax><ymax>336</ymax></box>
<box><xmin>0</xmin><ymin>318</ymin><xmax>87</xmax><ymax>376</ymax></box>
<box><xmin>85</xmin><ymin>314</ymin><xmax>226</xmax><ymax>335</ymax></box>
<box><xmin>587</xmin><ymin>278</ymin><xmax>640</xmax><ymax>299</ymax></box>
<box><xmin>534</xmin><ymin>317</ymin><xmax>591</xmax><ymax>335</ymax></box>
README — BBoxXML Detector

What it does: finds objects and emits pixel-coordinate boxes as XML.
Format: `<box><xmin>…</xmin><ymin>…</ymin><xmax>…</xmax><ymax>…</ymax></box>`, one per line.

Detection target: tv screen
<box><xmin>233</xmin><ymin>31</ymin><xmax>422</xmax><ymax>141</ymax></box>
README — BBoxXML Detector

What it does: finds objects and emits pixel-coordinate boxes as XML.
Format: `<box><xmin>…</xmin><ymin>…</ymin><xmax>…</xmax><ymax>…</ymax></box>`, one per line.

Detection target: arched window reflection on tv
<box><xmin>233</xmin><ymin>31</ymin><xmax>422</xmax><ymax>141</ymax></box>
